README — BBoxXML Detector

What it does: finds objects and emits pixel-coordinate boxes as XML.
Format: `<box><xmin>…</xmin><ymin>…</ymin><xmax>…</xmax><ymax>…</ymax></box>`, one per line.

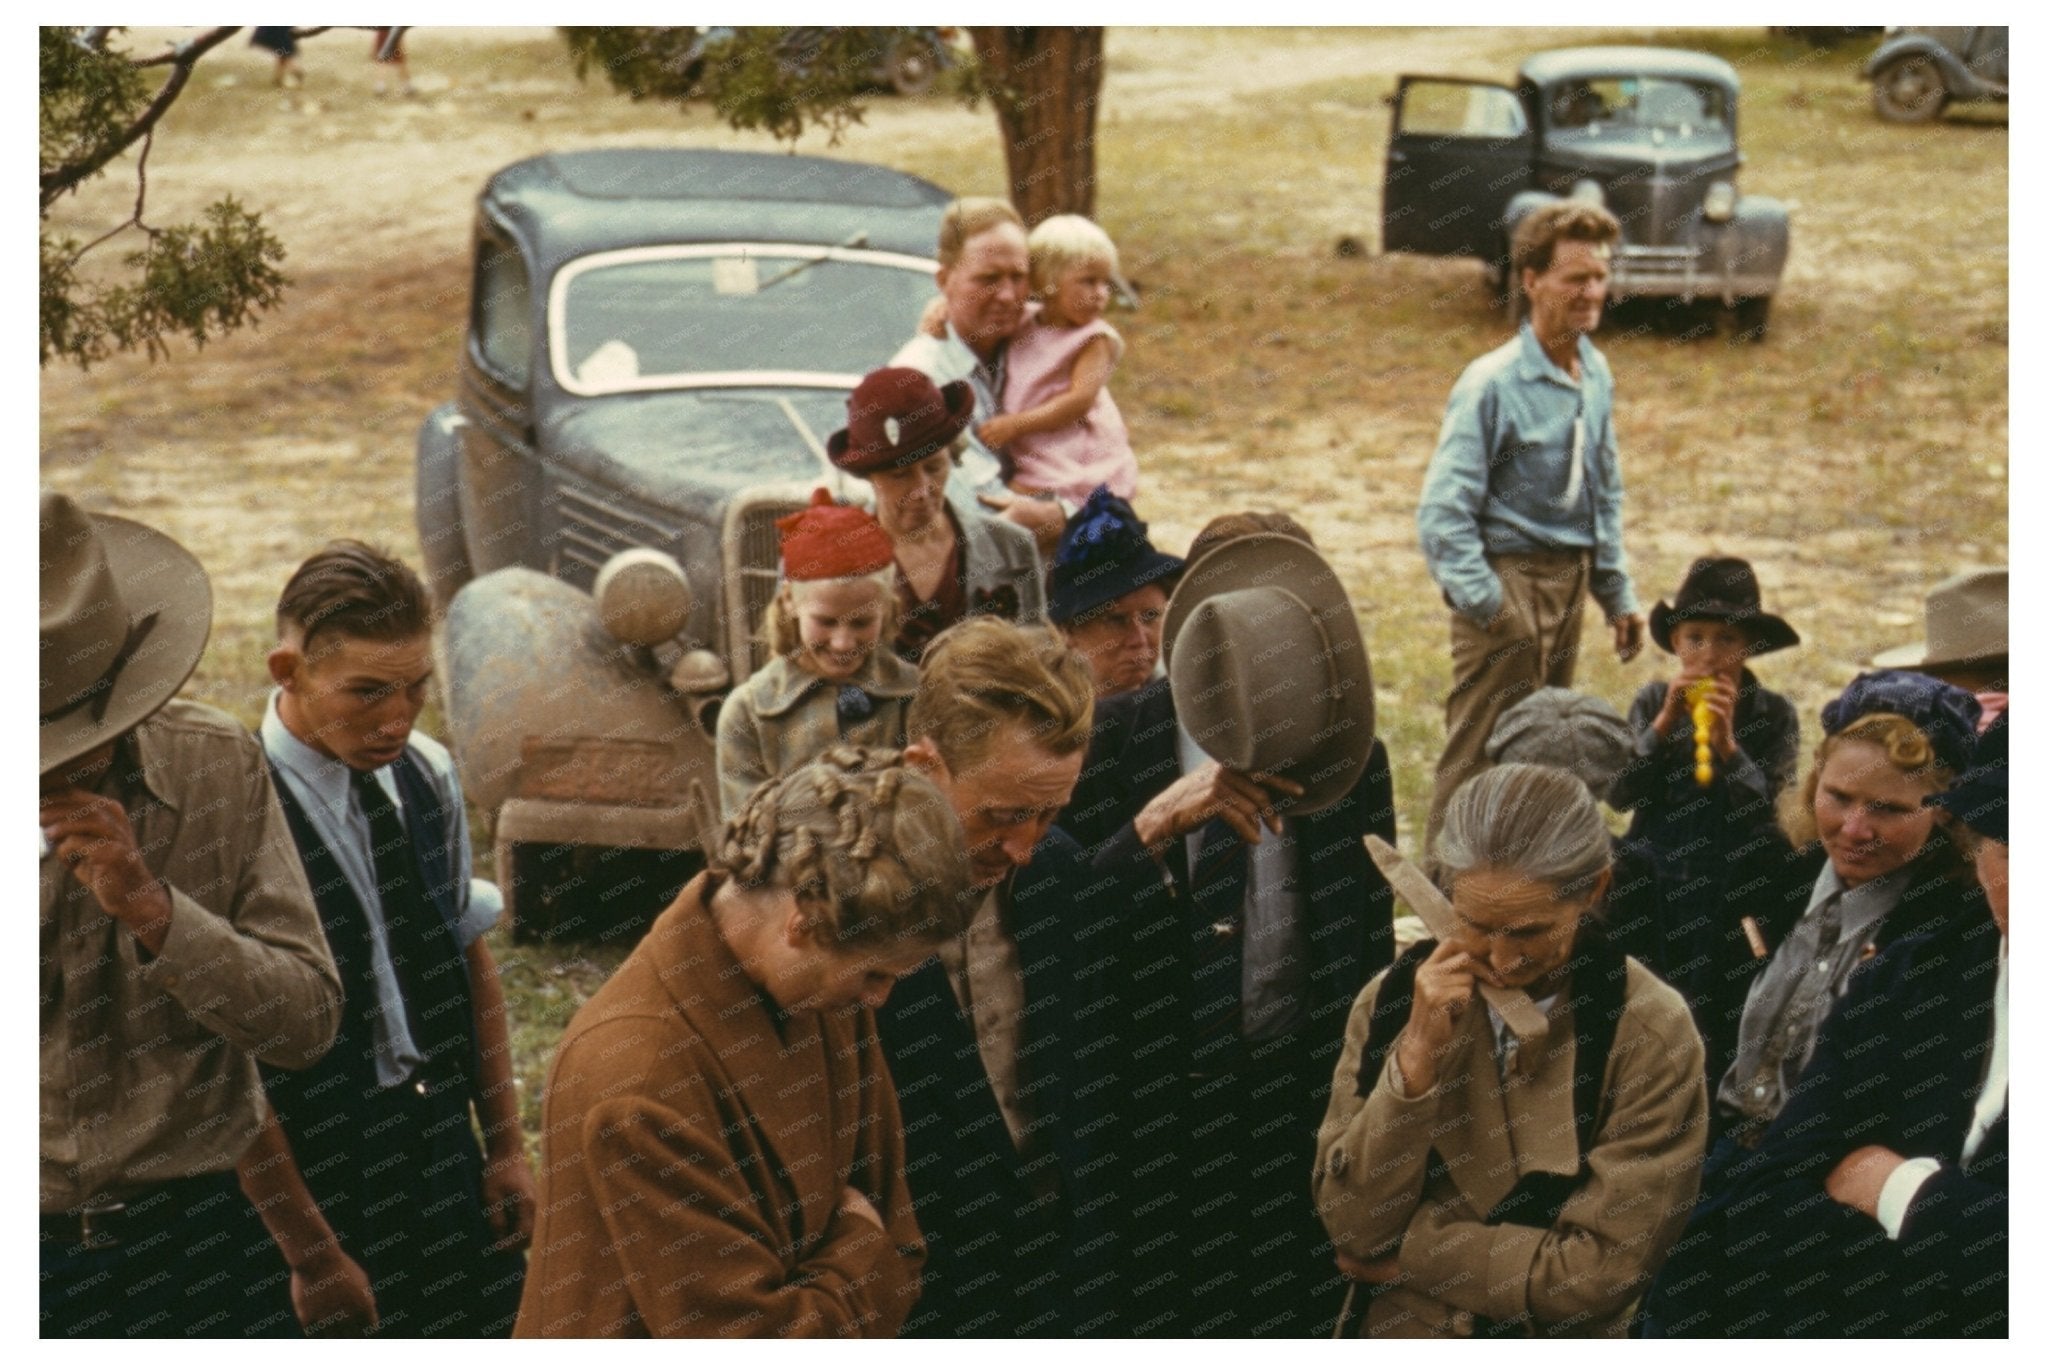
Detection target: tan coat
<box><xmin>1313</xmin><ymin>957</ymin><xmax>1706</xmax><ymax>1338</ymax></box>
<box><xmin>715</xmin><ymin>650</ymin><xmax>918</xmax><ymax>817</ymax></box>
<box><xmin>514</xmin><ymin>879</ymin><xmax>925</xmax><ymax>1337</ymax></box>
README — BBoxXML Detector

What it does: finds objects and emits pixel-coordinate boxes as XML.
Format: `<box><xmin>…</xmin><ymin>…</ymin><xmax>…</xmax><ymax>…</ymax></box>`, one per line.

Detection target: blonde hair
<box><xmin>1027</xmin><ymin>213</ymin><xmax>1119</xmax><ymax>295</ymax></box>
<box><xmin>936</xmin><ymin>196</ymin><xmax>1024</xmax><ymax>269</ymax></box>
<box><xmin>709</xmin><ymin>745</ymin><xmax>971</xmax><ymax>950</ymax></box>
<box><xmin>905</xmin><ymin>618</ymin><xmax>1094</xmax><ymax>777</ymax></box>
<box><xmin>1782</xmin><ymin>713</ymin><xmax>1960</xmax><ymax>860</ymax></box>
<box><xmin>761</xmin><ymin>569</ymin><xmax>897</xmax><ymax>659</ymax></box>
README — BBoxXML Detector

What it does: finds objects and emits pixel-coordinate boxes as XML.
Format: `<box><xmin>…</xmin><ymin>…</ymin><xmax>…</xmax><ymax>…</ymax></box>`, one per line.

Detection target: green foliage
<box><xmin>559</xmin><ymin>26</ymin><xmax>708</xmax><ymax>104</ymax></box>
<box><xmin>41</xmin><ymin>200</ymin><xmax>288</xmax><ymax>368</ymax></box>
<box><xmin>39</xmin><ymin>26</ymin><xmax>291</xmax><ymax>368</ymax></box>
<box><xmin>561</xmin><ymin>26</ymin><xmax>947</xmax><ymax>144</ymax></box>
<box><xmin>40</xmin><ymin>26</ymin><xmax>148</xmax><ymax>179</ymax></box>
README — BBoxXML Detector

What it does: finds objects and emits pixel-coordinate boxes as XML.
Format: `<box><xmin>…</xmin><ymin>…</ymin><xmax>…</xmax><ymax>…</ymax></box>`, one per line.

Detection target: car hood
<box><xmin>1538</xmin><ymin>141</ymin><xmax>1738</xmax><ymax>245</ymax></box>
<box><xmin>541</xmin><ymin>388</ymin><xmax>855</xmax><ymax>508</ymax></box>
<box><xmin>1539</xmin><ymin>137</ymin><xmax>1735</xmax><ymax>182</ymax></box>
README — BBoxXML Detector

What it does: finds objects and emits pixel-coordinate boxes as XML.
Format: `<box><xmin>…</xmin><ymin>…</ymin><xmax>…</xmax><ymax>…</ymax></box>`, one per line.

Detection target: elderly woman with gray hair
<box><xmin>1313</xmin><ymin>763</ymin><xmax>1706</xmax><ymax>1338</ymax></box>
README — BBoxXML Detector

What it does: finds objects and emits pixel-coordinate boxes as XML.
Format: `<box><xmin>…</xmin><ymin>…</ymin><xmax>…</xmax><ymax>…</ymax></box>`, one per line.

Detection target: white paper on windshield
<box><xmin>577</xmin><ymin>339</ymin><xmax>641</xmax><ymax>387</ymax></box>
<box><xmin>713</xmin><ymin>257</ymin><xmax>759</xmax><ymax>295</ymax></box>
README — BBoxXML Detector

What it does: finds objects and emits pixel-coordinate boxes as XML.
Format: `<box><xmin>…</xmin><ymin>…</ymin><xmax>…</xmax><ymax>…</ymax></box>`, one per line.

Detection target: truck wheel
<box><xmin>1728</xmin><ymin>295</ymin><xmax>1772</xmax><ymax>344</ymax></box>
<box><xmin>886</xmin><ymin>34</ymin><xmax>941</xmax><ymax>96</ymax></box>
<box><xmin>1872</xmin><ymin>57</ymin><xmax>1948</xmax><ymax>123</ymax></box>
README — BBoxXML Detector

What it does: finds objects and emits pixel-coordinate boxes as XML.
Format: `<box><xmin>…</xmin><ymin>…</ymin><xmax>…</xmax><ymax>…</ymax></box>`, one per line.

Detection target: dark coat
<box><xmin>872</xmin><ymin>829</ymin><xmax>1113</xmax><ymax>1337</ymax></box>
<box><xmin>1055</xmin><ymin>677</ymin><xmax>1399</xmax><ymax>1335</ymax></box>
<box><xmin>1607</xmin><ymin>672</ymin><xmax>1798</xmax><ymax>1081</ymax></box>
<box><xmin>1694</xmin><ymin>827</ymin><xmax>1983</xmax><ymax>1123</ymax></box>
<box><xmin>1645</xmin><ymin>910</ymin><xmax>2007</xmax><ymax>1337</ymax></box>
<box><xmin>1058</xmin><ymin>676</ymin><xmax>1398</xmax><ymax>1085</ymax></box>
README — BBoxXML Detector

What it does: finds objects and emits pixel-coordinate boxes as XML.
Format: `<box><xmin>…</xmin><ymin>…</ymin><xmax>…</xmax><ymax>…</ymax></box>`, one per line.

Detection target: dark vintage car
<box><xmin>1382</xmin><ymin>47</ymin><xmax>1790</xmax><ymax>340</ymax></box>
<box><xmin>1864</xmin><ymin>27</ymin><xmax>2008</xmax><ymax>123</ymax></box>
<box><xmin>415</xmin><ymin>148</ymin><xmax>948</xmax><ymax>937</ymax></box>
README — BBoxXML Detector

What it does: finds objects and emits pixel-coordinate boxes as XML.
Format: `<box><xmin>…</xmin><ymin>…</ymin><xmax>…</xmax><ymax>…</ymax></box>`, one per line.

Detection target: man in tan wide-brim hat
<box><xmin>1054</xmin><ymin>513</ymin><xmax>1400</xmax><ymax>1336</ymax></box>
<box><xmin>38</xmin><ymin>491</ymin><xmax>341</xmax><ymax>1338</ymax></box>
<box><xmin>1871</xmin><ymin>567</ymin><xmax>2006</xmax><ymax>732</ymax></box>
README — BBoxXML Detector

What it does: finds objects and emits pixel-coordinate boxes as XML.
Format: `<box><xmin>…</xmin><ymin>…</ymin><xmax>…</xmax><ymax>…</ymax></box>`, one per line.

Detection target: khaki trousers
<box><xmin>1426</xmin><ymin>550</ymin><xmax>1591</xmax><ymax>849</ymax></box>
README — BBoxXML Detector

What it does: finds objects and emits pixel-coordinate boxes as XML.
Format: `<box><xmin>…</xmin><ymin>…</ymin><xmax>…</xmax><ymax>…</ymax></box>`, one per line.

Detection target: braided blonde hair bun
<box><xmin>709</xmin><ymin>745</ymin><xmax>972</xmax><ymax>950</ymax></box>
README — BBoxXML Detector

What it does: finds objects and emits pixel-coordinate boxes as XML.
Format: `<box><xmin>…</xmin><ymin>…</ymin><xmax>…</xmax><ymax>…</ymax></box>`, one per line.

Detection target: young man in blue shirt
<box><xmin>238</xmin><ymin>542</ymin><xmax>532</xmax><ymax>1336</ymax></box>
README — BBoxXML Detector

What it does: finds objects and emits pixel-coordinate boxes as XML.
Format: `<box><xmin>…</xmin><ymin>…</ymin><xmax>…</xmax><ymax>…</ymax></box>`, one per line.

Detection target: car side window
<box><xmin>1397</xmin><ymin>80</ymin><xmax>1527</xmax><ymax>139</ymax></box>
<box><xmin>475</xmin><ymin>234</ymin><xmax>532</xmax><ymax>385</ymax></box>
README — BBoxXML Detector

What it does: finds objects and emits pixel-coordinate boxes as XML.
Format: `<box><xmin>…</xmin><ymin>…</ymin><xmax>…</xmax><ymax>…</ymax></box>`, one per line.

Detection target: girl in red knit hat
<box><xmin>716</xmin><ymin>490</ymin><xmax>920</xmax><ymax>816</ymax></box>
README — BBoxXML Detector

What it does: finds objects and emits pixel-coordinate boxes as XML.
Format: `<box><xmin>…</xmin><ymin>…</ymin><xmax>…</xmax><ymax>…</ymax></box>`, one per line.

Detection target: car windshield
<box><xmin>1544</xmin><ymin>76</ymin><xmax>1731</xmax><ymax>147</ymax></box>
<box><xmin>550</xmin><ymin>244</ymin><xmax>937</xmax><ymax>395</ymax></box>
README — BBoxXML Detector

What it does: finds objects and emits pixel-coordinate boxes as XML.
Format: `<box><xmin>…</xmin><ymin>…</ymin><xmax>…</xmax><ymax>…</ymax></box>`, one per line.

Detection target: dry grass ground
<box><xmin>40</xmin><ymin>27</ymin><xmax>2006</xmax><ymax>1136</ymax></box>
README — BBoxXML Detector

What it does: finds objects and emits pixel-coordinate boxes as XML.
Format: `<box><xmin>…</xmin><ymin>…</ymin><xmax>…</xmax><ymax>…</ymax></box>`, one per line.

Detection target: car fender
<box><xmin>441</xmin><ymin>566</ymin><xmax>712</xmax><ymax>850</ymax></box>
<box><xmin>1864</xmin><ymin>36</ymin><xmax>1975</xmax><ymax>96</ymax></box>
<box><xmin>415</xmin><ymin>402</ymin><xmax>473</xmax><ymax>611</ymax></box>
<box><xmin>1715</xmin><ymin>194</ymin><xmax>1791</xmax><ymax>289</ymax></box>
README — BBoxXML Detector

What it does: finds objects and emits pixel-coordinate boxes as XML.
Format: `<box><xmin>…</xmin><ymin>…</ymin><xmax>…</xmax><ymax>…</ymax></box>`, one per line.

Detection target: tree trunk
<box><xmin>966</xmin><ymin>27</ymin><xmax>1104</xmax><ymax>224</ymax></box>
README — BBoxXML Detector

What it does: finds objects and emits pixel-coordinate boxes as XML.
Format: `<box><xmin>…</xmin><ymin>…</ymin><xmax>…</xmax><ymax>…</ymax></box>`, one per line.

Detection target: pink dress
<box><xmin>1000</xmin><ymin>312</ymin><xmax>1138</xmax><ymax>504</ymax></box>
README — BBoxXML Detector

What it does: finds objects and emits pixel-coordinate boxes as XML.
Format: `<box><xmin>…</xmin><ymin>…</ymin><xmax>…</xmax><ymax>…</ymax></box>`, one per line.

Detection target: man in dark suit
<box><xmin>1644</xmin><ymin>712</ymin><xmax>2008</xmax><ymax>1337</ymax></box>
<box><xmin>873</xmin><ymin>618</ymin><xmax>1109</xmax><ymax>1336</ymax></box>
<box><xmin>1057</xmin><ymin>515</ymin><xmax>1399</xmax><ymax>1337</ymax></box>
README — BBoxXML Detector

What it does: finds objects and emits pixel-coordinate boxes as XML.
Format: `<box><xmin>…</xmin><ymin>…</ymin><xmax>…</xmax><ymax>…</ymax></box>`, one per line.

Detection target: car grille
<box><xmin>724</xmin><ymin>495</ymin><xmax>806</xmax><ymax>676</ymax></box>
<box><xmin>1615</xmin><ymin>244</ymin><xmax>1699</xmax><ymax>274</ymax></box>
<box><xmin>554</xmin><ymin>485</ymin><xmax>685</xmax><ymax>591</ymax></box>
<box><xmin>1611</xmin><ymin>244</ymin><xmax>1704</xmax><ymax>294</ymax></box>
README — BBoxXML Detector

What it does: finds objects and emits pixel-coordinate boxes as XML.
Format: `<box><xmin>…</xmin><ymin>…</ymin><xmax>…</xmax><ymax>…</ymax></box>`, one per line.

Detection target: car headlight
<box><xmin>1703</xmin><ymin>181</ymin><xmax>1737</xmax><ymax>223</ymax></box>
<box><xmin>594</xmin><ymin>547</ymin><xmax>693</xmax><ymax>646</ymax></box>
<box><xmin>1569</xmin><ymin>179</ymin><xmax>1606</xmax><ymax>207</ymax></box>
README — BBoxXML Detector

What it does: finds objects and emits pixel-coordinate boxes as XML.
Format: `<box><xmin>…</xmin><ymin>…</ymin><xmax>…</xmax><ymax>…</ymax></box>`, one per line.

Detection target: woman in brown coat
<box><xmin>1314</xmin><ymin>763</ymin><xmax>1706</xmax><ymax>1338</ymax></box>
<box><xmin>515</xmin><ymin>748</ymin><xmax>972</xmax><ymax>1337</ymax></box>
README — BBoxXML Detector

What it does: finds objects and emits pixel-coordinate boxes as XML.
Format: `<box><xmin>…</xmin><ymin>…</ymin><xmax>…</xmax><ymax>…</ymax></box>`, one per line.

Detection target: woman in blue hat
<box><xmin>1643</xmin><ymin>710</ymin><xmax>2008</xmax><ymax>1337</ymax></box>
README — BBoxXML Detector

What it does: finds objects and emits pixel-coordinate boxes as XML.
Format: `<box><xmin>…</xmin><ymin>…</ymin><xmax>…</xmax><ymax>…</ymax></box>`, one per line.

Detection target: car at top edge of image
<box><xmin>415</xmin><ymin>147</ymin><xmax>948</xmax><ymax>939</ymax></box>
<box><xmin>1381</xmin><ymin>46</ymin><xmax>1790</xmax><ymax>342</ymax></box>
<box><xmin>1863</xmin><ymin>27</ymin><xmax>2008</xmax><ymax>125</ymax></box>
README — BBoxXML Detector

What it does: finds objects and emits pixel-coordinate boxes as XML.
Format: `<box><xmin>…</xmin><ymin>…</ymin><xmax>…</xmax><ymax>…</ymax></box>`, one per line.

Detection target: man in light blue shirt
<box><xmin>1418</xmin><ymin>201</ymin><xmax>1646</xmax><ymax>847</ymax></box>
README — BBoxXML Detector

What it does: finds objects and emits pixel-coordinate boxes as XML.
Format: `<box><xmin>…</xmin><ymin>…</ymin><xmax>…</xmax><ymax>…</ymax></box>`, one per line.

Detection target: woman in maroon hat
<box><xmin>828</xmin><ymin>367</ymin><xmax>1046</xmax><ymax>664</ymax></box>
<box><xmin>716</xmin><ymin>491</ymin><xmax>920</xmax><ymax>816</ymax></box>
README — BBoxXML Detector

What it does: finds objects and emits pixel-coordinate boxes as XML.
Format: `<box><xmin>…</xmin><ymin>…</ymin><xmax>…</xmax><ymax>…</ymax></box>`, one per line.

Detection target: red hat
<box><xmin>826</xmin><ymin>367</ymin><xmax>976</xmax><ymax>475</ymax></box>
<box><xmin>777</xmin><ymin>489</ymin><xmax>896</xmax><ymax>581</ymax></box>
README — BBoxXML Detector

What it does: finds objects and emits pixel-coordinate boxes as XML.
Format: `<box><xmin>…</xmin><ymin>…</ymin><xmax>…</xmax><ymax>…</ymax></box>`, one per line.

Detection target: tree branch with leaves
<box><xmin>40</xmin><ymin>25</ymin><xmax>290</xmax><ymax>368</ymax></box>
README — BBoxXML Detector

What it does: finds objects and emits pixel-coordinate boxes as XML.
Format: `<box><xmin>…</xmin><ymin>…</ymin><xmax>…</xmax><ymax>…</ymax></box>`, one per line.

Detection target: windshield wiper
<box><xmin>756</xmin><ymin>231</ymin><xmax>870</xmax><ymax>291</ymax></box>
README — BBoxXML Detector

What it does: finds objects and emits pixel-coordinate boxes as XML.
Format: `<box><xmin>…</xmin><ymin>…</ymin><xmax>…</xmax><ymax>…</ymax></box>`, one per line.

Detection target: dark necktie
<box><xmin>353</xmin><ymin>768</ymin><xmax>468</xmax><ymax>1088</ymax></box>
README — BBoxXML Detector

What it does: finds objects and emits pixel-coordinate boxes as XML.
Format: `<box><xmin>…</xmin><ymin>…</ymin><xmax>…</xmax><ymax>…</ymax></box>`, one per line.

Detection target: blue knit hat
<box><xmin>1046</xmin><ymin>488</ymin><xmax>1184</xmax><ymax>626</ymax></box>
<box><xmin>1927</xmin><ymin>710</ymin><xmax>2006</xmax><ymax>843</ymax></box>
<box><xmin>1820</xmin><ymin>669</ymin><xmax>1981</xmax><ymax>776</ymax></box>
